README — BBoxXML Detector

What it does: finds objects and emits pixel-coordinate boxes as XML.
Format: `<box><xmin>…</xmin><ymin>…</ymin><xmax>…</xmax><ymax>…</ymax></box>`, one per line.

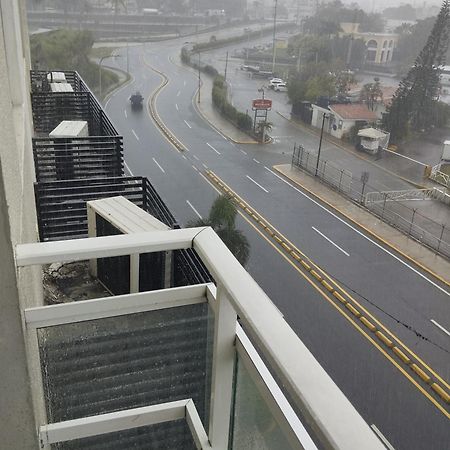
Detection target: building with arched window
<box><xmin>340</xmin><ymin>23</ymin><xmax>399</xmax><ymax>64</ymax></box>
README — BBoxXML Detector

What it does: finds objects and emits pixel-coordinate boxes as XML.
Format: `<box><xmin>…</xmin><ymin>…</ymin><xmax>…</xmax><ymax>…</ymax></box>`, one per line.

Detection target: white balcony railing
<box><xmin>16</xmin><ymin>226</ymin><xmax>384</xmax><ymax>450</ymax></box>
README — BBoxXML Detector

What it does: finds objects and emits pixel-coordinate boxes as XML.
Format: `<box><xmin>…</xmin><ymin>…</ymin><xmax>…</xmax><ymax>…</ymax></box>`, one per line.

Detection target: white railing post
<box><xmin>208</xmin><ymin>286</ymin><xmax>237</xmax><ymax>449</ymax></box>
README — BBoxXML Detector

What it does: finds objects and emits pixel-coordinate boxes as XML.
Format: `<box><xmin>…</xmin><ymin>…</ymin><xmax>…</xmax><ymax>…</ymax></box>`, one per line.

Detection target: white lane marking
<box><xmin>206</xmin><ymin>142</ymin><xmax>221</xmax><ymax>155</ymax></box>
<box><xmin>253</xmin><ymin>158</ymin><xmax>261</xmax><ymax>164</ymax></box>
<box><xmin>193</xmin><ymin>154</ymin><xmax>200</xmax><ymax>161</ymax></box>
<box><xmin>202</xmin><ymin>163</ymin><xmax>208</xmax><ymax>169</ymax></box>
<box><xmin>371</xmin><ymin>424</ymin><xmax>396</xmax><ymax>450</ymax></box>
<box><xmin>131</xmin><ymin>129</ymin><xmax>140</xmax><ymax>141</ymax></box>
<box><xmin>152</xmin><ymin>157</ymin><xmax>165</xmax><ymax>173</ymax></box>
<box><xmin>184</xmin><ymin>147</ymin><xmax>190</xmax><ymax>152</ymax></box>
<box><xmin>186</xmin><ymin>200</ymin><xmax>202</xmax><ymax>219</ymax></box>
<box><xmin>124</xmin><ymin>161</ymin><xmax>134</xmax><ymax>176</ymax></box>
<box><xmin>184</xmin><ymin>120</ymin><xmax>192</xmax><ymax>129</ymax></box>
<box><xmin>240</xmin><ymin>149</ymin><xmax>247</xmax><ymax>155</ymax></box>
<box><xmin>431</xmin><ymin>319</ymin><xmax>450</xmax><ymax>337</ymax></box>
<box><xmin>263</xmin><ymin>166</ymin><xmax>449</xmax><ymax>296</ymax></box>
<box><xmin>192</xmin><ymin>165</ymin><xmax>198</xmax><ymax>171</ymax></box>
<box><xmin>177</xmin><ymin>90</ymin><xmax>181</xmax><ymax>97</ymax></box>
<box><xmin>175</xmin><ymin>103</ymin><xmax>179</xmax><ymax>111</ymax></box>
<box><xmin>312</xmin><ymin>227</ymin><xmax>350</xmax><ymax>257</ymax></box>
<box><xmin>246</xmin><ymin>175</ymin><xmax>269</xmax><ymax>193</ymax></box>
<box><xmin>124</xmin><ymin>110</ymin><xmax>128</xmax><ymax>118</ymax></box>
<box><xmin>181</xmin><ymin>154</ymin><xmax>187</xmax><ymax>160</ymax></box>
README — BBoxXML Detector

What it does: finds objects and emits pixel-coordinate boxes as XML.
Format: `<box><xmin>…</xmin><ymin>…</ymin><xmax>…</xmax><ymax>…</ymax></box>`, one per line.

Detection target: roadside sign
<box><xmin>252</xmin><ymin>99</ymin><xmax>272</xmax><ymax>110</ymax></box>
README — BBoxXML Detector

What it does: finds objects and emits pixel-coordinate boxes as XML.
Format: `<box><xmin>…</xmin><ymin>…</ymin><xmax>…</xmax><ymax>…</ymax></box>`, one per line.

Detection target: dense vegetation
<box><xmin>383</xmin><ymin>1</ymin><xmax>450</xmax><ymax>142</ymax></box>
<box><xmin>30</xmin><ymin>29</ymin><xmax>118</xmax><ymax>95</ymax></box>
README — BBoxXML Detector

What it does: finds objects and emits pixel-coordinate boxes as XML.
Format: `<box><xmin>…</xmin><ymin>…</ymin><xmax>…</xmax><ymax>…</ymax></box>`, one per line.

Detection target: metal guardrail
<box><xmin>430</xmin><ymin>164</ymin><xmax>450</xmax><ymax>189</ymax></box>
<box><xmin>364</xmin><ymin>189</ymin><xmax>433</xmax><ymax>204</ymax></box>
<box><xmin>292</xmin><ymin>144</ymin><xmax>450</xmax><ymax>259</ymax></box>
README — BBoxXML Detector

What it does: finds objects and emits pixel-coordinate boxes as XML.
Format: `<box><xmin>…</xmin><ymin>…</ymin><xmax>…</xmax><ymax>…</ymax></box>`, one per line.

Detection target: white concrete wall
<box><xmin>0</xmin><ymin>0</ymin><xmax>45</xmax><ymax>447</ymax></box>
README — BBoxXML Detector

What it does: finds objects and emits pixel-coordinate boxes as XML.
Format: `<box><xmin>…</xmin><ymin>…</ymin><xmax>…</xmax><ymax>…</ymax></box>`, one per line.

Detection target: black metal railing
<box><xmin>30</xmin><ymin>70</ymin><xmax>118</xmax><ymax>136</ymax></box>
<box><xmin>33</xmin><ymin>136</ymin><xmax>124</xmax><ymax>182</ymax></box>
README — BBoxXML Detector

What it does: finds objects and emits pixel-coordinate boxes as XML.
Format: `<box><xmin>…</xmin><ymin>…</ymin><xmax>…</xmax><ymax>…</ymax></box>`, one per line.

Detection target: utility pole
<box><xmin>126</xmin><ymin>42</ymin><xmax>129</xmax><ymax>74</ymax></box>
<box><xmin>315</xmin><ymin>112</ymin><xmax>327</xmax><ymax>176</ymax></box>
<box><xmin>271</xmin><ymin>0</ymin><xmax>278</xmax><ymax>75</ymax></box>
<box><xmin>198</xmin><ymin>52</ymin><xmax>201</xmax><ymax>103</ymax></box>
<box><xmin>224</xmin><ymin>51</ymin><xmax>229</xmax><ymax>81</ymax></box>
<box><xmin>296</xmin><ymin>0</ymin><xmax>300</xmax><ymax>25</ymax></box>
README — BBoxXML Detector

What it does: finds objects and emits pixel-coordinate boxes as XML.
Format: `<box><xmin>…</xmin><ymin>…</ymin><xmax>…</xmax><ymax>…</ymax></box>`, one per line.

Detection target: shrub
<box><xmin>237</xmin><ymin>112</ymin><xmax>253</xmax><ymax>130</ymax></box>
<box><xmin>203</xmin><ymin>65</ymin><xmax>218</xmax><ymax>77</ymax></box>
<box><xmin>222</xmin><ymin>102</ymin><xmax>238</xmax><ymax>122</ymax></box>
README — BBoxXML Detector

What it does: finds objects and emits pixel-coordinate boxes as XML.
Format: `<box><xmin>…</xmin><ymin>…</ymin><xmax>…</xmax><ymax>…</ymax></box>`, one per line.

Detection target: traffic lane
<box><xmin>211</xmin><ymin>165</ymin><xmax>450</xmax><ymax>372</ymax></box>
<box><xmin>139</xmin><ymin>50</ymin><xmax>450</xmax><ymax>354</ymax></box>
<box><xmin>239</xmin><ymin>210</ymin><xmax>450</xmax><ymax>450</ymax></box>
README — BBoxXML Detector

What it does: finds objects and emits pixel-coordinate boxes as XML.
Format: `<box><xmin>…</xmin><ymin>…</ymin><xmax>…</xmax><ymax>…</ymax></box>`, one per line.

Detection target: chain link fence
<box><xmin>292</xmin><ymin>144</ymin><xmax>450</xmax><ymax>259</ymax></box>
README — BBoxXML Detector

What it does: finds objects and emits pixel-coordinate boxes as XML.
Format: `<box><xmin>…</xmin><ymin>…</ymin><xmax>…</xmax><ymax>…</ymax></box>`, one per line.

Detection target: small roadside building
<box><xmin>357</xmin><ymin>127</ymin><xmax>390</xmax><ymax>154</ymax></box>
<box><xmin>311</xmin><ymin>103</ymin><xmax>378</xmax><ymax>140</ymax></box>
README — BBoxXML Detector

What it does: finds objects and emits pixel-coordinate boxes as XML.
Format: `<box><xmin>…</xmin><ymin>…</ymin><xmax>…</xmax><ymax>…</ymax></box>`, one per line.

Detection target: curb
<box><xmin>276</xmin><ymin>111</ymin><xmax>428</xmax><ymax>190</ymax></box>
<box><xmin>205</xmin><ymin>169</ymin><xmax>450</xmax><ymax>410</ymax></box>
<box><xmin>272</xmin><ymin>165</ymin><xmax>450</xmax><ymax>288</ymax></box>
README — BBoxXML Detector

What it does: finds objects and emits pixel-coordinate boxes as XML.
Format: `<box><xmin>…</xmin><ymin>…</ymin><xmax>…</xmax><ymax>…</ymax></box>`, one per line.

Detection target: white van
<box><xmin>274</xmin><ymin>83</ymin><xmax>287</xmax><ymax>92</ymax></box>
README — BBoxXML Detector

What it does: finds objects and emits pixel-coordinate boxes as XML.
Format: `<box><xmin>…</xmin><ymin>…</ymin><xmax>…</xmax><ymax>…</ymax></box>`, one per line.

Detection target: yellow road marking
<box><xmin>206</xmin><ymin>170</ymin><xmax>450</xmax><ymax>416</ymax></box>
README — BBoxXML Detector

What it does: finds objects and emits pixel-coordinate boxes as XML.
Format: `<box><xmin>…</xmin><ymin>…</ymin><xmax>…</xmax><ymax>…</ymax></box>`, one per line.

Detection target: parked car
<box><xmin>274</xmin><ymin>82</ymin><xmax>287</xmax><ymax>92</ymax></box>
<box><xmin>268</xmin><ymin>78</ymin><xmax>284</xmax><ymax>88</ymax></box>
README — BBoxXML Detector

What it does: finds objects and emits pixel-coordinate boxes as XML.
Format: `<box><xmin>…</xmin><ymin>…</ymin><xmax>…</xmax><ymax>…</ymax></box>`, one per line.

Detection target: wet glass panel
<box><xmin>37</xmin><ymin>302</ymin><xmax>214</xmax><ymax>436</ymax></box>
<box><xmin>50</xmin><ymin>419</ymin><xmax>195</xmax><ymax>450</ymax></box>
<box><xmin>231</xmin><ymin>354</ymin><xmax>293</xmax><ymax>450</ymax></box>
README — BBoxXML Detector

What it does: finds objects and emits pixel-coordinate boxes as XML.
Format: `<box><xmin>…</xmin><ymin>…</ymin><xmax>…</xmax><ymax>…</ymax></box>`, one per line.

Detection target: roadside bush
<box><xmin>236</xmin><ymin>112</ymin><xmax>253</xmax><ymax>131</ymax></box>
<box><xmin>203</xmin><ymin>65</ymin><xmax>219</xmax><ymax>77</ymax></box>
<box><xmin>212</xmin><ymin>85</ymin><xmax>226</xmax><ymax>109</ymax></box>
<box><xmin>222</xmin><ymin>102</ymin><xmax>238</xmax><ymax>122</ymax></box>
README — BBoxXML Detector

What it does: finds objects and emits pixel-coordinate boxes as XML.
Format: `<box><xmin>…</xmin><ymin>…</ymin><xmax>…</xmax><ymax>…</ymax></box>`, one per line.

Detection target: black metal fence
<box><xmin>292</xmin><ymin>144</ymin><xmax>450</xmax><ymax>259</ymax></box>
<box><xmin>31</xmin><ymin>70</ymin><xmax>118</xmax><ymax>136</ymax></box>
<box><xmin>33</xmin><ymin>136</ymin><xmax>124</xmax><ymax>182</ymax></box>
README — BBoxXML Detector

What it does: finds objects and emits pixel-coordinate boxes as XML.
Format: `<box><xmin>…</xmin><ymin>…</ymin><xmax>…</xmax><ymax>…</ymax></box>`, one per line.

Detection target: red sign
<box><xmin>252</xmin><ymin>99</ymin><xmax>272</xmax><ymax>110</ymax></box>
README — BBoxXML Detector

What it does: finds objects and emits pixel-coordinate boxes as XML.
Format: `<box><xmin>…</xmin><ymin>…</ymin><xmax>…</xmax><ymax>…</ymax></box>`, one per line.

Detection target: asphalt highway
<box><xmin>104</xmin><ymin>36</ymin><xmax>450</xmax><ymax>449</ymax></box>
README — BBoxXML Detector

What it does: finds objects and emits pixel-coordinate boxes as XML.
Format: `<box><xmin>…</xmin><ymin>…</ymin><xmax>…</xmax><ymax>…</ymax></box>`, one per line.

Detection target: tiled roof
<box><xmin>329</xmin><ymin>104</ymin><xmax>378</xmax><ymax>121</ymax></box>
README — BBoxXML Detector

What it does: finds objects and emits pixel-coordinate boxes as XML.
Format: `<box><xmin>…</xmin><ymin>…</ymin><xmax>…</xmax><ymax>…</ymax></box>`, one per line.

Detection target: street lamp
<box><xmin>99</xmin><ymin>54</ymin><xmax>121</xmax><ymax>100</ymax></box>
<box><xmin>198</xmin><ymin>51</ymin><xmax>201</xmax><ymax>104</ymax></box>
<box><xmin>315</xmin><ymin>112</ymin><xmax>328</xmax><ymax>177</ymax></box>
<box><xmin>271</xmin><ymin>0</ymin><xmax>278</xmax><ymax>75</ymax></box>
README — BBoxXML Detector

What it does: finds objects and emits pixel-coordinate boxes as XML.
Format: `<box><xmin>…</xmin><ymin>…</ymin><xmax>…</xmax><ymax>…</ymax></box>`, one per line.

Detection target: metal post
<box><xmin>381</xmin><ymin>193</ymin><xmax>388</xmax><ymax>219</ymax></box>
<box><xmin>322</xmin><ymin>160</ymin><xmax>327</xmax><ymax>180</ymax></box>
<box><xmin>315</xmin><ymin>112</ymin><xmax>326</xmax><ymax>177</ymax></box>
<box><xmin>437</xmin><ymin>224</ymin><xmax>445</xmax><ymax>251</ymax></box>
<box><xmin>224</xmin><ymin>51</ymin><xmax>229</xmax><ymax>81</ymax></box>
<box><xmin>271</xmin><ymin>0</ymin><xmax>278</xmax><ymax>74</ymax></box>
<box><xmin>409</xmin><ymin>208</ymin><xmax>416</xmax><ymax>235</ymax></box>
<box><xmin>198</xmin><ymin>52</ymin><xmax>201</xmax><ymax>104</ymax></box>
<box><xmin>339</xmin><ymin>169</ymin><xmax>344</xmax><ymax>192</ymax></box>
<box><xmin>360</xmin><ymin>181</ymin><xmax>366</xmax><ymax>204</ymax></box>
<box><xmin>126</xmin><ymin>42</ymin><xmax>129</xmax><ymax>74</ymax></box>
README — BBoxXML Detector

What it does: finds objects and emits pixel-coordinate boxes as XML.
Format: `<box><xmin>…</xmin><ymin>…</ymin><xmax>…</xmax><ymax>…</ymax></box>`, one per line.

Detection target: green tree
<box><xmin>360</xmin><ymin>80</ymin><xmax>383</xmax><ymax>111</ymax></box>
<box><xmin>305</xmin><ymin>74</ymin><xmax>336</xmax><ymax>101</ymax></box>
<box><xmin>383</xmin><ymin>0</ymin><xmax>450</xmax><ymax>142</ymax></box>
<box><xmin>335</xmin><ymin>71</ymin><xmax>356</xmax><ymax>96</ymax></box>
<box><xmin>189</xmin><ymin>196</ymin><xmax>250</xmax><ymax>266</ymax></box>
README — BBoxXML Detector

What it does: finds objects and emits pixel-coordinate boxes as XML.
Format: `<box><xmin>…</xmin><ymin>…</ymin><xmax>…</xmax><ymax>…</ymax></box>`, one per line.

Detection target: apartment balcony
<box><xmin>16</xmin><ymin>200</ymin><xmax>383</xmax><ymax>450</ymax></box>
<box><xmin>20</xmin><ymin>67</ymin><xmax>384</xmax><ymax>449</ymax></box>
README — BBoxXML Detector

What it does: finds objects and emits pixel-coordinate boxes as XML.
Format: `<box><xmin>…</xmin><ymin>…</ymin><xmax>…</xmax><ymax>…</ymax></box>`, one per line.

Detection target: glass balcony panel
<box><xmin>50</xmin><ymin>419</ymin><xmax>195</xmax><ymax>450</ymax></box>
<box><xmin>231</xmin><ymin>354</ymin><xmax>294</xmax><ymax>450</ymax></box>
<box><xmin>37</xmin><ymin>303</ymin><xmax>214</xmax><ymax>434</ymax></box>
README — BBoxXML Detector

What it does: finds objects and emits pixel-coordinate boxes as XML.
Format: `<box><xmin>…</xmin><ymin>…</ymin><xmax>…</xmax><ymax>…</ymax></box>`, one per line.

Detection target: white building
<box><xmin>311</xmin><ymin>103</ymin><xmax>378</xmax><ymax>139</ymax></box>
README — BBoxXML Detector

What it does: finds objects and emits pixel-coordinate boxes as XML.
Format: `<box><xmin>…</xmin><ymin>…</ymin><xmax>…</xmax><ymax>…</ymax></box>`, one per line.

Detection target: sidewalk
<box><xmin>274</xmin><ymin>164</ymin><xmax>450</xmax><ymax>285</ymax></box>
<box><xmin>195</xmin><ymin>77</ymin><xmax>450</xmax><ymax>282</ymax></box>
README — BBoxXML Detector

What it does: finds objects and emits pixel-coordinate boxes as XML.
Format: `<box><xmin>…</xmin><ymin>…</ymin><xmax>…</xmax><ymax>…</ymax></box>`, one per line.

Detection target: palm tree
<box><xmin>189</xmin><ymin>195</ymin><xmax>250</xmax><ymax>266</ymax></box>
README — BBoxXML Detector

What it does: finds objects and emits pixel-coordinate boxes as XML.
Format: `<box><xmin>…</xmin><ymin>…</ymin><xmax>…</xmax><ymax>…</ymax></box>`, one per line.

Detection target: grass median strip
<box><xmin>205</xmin><ymin>169</ymin><xmax>450</xmax><ymax>416</ymax></box>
